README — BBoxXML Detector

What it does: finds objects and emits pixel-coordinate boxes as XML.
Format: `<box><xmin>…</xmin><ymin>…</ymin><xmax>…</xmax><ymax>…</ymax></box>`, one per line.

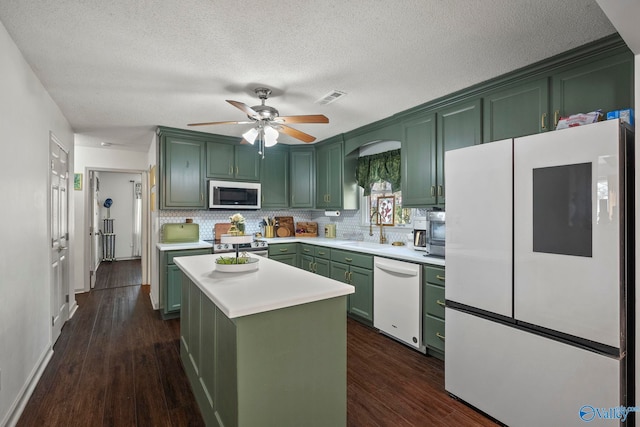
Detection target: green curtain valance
<box><xmin>355</xmin><ymin>149</ymin><xmax>401</xmax><ymax>196</ymax></box>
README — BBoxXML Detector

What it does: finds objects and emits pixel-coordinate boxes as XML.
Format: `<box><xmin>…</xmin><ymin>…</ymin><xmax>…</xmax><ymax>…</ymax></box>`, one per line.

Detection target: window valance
<box><xmin>355</xmin><ymin>149</ymin><xmax>401</xmax><ymax>196</ymax></box>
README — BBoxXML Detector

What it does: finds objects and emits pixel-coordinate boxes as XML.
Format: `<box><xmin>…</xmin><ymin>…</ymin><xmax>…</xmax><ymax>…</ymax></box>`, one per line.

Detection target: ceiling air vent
<box><xmin>315</xmin><ymin>90</ymin><xmax>347</xmax><ymax>105</ymax></box>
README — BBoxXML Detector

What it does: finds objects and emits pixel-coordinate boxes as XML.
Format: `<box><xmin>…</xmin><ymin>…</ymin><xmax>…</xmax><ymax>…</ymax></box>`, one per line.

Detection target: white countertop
<box><xmin>262</xmin><ymin>237</ymin><xmax>446</xmax><ymax>266</ymax></box>
<box><xmin>156</xmin><ymin>240</ymin><xmax>213</xmax><ymax>251</ymax></box>
<box><xmin>174</xmin><ymin>254</ymin><xmax>355</xmax><ymax>319</ymax></box>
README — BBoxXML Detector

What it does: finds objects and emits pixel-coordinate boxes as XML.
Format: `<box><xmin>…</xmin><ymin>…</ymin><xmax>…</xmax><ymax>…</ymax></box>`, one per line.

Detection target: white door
<box><xmin>444</xmin><ymin>139</ymin><xmax>514</xmax><ymax>318</ymax></box>
<box><xmin>89</xmin><ymin>171</ymin><xmax>100</xmax><ymax>289</ymax></box>
<box><xmin>514</xmin><ymin>120</ymin><xmax>622</xmax><ymax>347</ymax></box>
<box><xmin>50</xmin><ymin>134</ymin><xmax>69</xmax><ymax>344</ymax></box>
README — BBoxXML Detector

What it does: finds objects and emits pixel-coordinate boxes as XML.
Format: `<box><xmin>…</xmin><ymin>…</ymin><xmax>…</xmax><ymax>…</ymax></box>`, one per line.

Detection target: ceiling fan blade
<box><xmin>279</xmin><ymin>125</ymin><xmax>316</xmax><ymax>143</ymax></box>
<box><xmin>276</xmin><ymin>114</ymin><xmax>329</xmax><ymax>124</ymax></box>
<box><xmin>188</xmin><ymin>120</ymin><xmax>253</xmax><ymax>126</ymax></box>
<box><xmin>227</xmin><ymin>100</ymin><xmax>259</xmax><ymax>118</ymax></box>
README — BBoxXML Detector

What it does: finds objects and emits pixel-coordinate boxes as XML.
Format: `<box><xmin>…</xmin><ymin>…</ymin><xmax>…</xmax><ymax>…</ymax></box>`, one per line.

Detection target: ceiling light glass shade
<box><xmin>242</xmin><ymin>127</ymin><xmax>259</xmax><ymax>145</ymax></box>
<box><xmin>264</xmin><ymin>126</ymin><xmax>279</xmax><ymax>147</ymax></box>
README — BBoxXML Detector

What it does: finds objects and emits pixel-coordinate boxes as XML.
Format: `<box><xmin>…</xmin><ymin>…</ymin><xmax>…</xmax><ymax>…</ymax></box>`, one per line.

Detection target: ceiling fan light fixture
<box><xmin>242</xmin><ymin>127</ymin><xmax>259</xmax><ymax>145</ymax></box>
<box><xmin>264</xmin><ymin>126</ymin><xmax>279</xmax><ymax>147</ymax></box>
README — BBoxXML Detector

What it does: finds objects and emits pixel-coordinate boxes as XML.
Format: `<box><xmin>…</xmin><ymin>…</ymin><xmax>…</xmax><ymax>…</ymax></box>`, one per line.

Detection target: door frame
<box><xmin>83</xmin><ymin>167</ymin><xmax>149</xmax><ymax>291</ymax></box>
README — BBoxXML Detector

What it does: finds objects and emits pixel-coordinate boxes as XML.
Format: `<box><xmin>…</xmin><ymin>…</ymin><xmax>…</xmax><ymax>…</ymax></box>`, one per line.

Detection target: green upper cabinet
<box><xmin>435</xmin><ymin>98</ymin><xmax>482</xmax><ymax>205</ymax></box>
<box><xmin>401</xmin><ymin>112</ymin><xmax>437</xmax><ymax>207</ymax></box>
<box><xmin>206</xmin><ymin>140</ymin><xmax>260</xmax><ymax>181</ymax></box>
<box><xmin>483</xmin><ymin>78</ymin><xmax>550</xmax><ymax>143</ymax></box>
<box><xmin>290</xmin><ymin>147</ymin><xmax>315</xmax><ymax>209</ymax></box>
<box><xmin>159</xmin><ymin>132</ymin><xmax>206</xmax><ymax>209</ymax></box>
<box><xmin>260</xmin><ymin>146</ymin><xmax>289</xmax><ymax>209</ymax></box>
<box><xmin>551</xmin><ymin>51</ymin><xmax>634</xmax><ymax>129</ymax></box>
<box><xmin>316</xmin><ymin>140</ymin><xmax>344</xmax><ymax>209</ymax></box>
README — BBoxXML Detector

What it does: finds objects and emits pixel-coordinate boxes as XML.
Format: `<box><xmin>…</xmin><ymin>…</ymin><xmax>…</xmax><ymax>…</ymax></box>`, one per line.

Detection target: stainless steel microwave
<box><xmin>208</xmin><ymin>180</ymin><xmax>261</xmax><ymax>209</ymax></box>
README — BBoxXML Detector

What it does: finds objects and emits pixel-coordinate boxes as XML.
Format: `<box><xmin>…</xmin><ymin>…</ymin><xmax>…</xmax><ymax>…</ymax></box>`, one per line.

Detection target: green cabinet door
<box><xmin>207</xmin><ymin>141</ymin><xmax>260</xmax><ymax>181</ymax></box>
<box><xmin>483</xmin><ymin>78</ymin><xmax>550</xmax><ymax>142</ymax></box>
<box><xmin>300</xmin><ymin>253</ymin><xmax>314</xmax><ymax>272</ymax></box>
<box><xmin>315</xmin><ymin>258</ymin><xmax>331</xmax><ymax>278</ymax></box>
<box><xmin>166</xmin><ymin>264</ymin><xmax>183</xmax><ymax>312</ymax></box>
<box><xmin>436</xmin><ymin>99</ymin><xmax>482</xmax><ymax>205</ymax></box>
<box><xmin>260</xmin><ymin>146</ymin><xmax>289</xmax><ymax>208</ymax></box>
<box><xmin>552</xmin><ymin>52</ymin><xmax>634</xmax><ymax>129</ymax></box>
<box><xmin>161</xmin><ymin>136</ymin><xmax>206</xmax><ymax>209</ymax></box>
<box><xmin>316</xmin><ymin>141</ymin><xmax>344</xmax><ymax>209</ymax></box>
<box><xmin>290</xmin><ymin>148</ymin><xmax>315</xmax><ymax>208</ymax></box>
<box><xmin>206</xmin><ymin>140</ymin><xmax>235</xmax><ymax>179</ymax></box>
<box><xmin>401</xmin><ymin>112</ymin><xmax>437</xmax><ymax>207</ymax></box>
<box><xmin>330</xmin><ymin>260</ymin><xmax>373</xmax><ymax>324</ymax></box>
<box><xmin>270</xmin><ymin>253</ymin><xmax>298</xmax><ymax>267</ymax></box>
<box><xmin>234</xmin><ymin>144</ymin><xmax>261</xmax><ymax>181</ymax></box>
<box><xmin>348</xmin><ymin>265</ymin><xmax>373</xmax><ymax>322</ymax></box>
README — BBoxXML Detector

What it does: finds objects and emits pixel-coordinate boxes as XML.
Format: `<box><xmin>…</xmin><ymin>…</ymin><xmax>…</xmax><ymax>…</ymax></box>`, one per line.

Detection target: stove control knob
<box><xmin>225</xmin><ymin>244</ymin><xmax>230</xmax><ymax>249</ymax></box>
<box><xmin>216</xmin><ymin>244</ymin><xmax>222</xmax><ymax>250</ymax></box>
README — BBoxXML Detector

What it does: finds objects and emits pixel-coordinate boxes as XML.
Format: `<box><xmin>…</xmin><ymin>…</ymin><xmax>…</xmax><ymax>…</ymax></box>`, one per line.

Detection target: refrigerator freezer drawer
<box><xmin>445</xmin><ymin>308</ymin><xmax>623</xmax><ymax>427</ymax></box>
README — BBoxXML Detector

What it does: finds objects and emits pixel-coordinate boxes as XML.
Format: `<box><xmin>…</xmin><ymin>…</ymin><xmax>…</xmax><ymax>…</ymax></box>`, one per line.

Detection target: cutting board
<box><xmin>214</xmin><ymin>223</ymin><xmax>232</xmax><ymax>241</ymax></box>
<box><xmin>275</xmin><ymin>216</ymin><xmax>295</xmax><ymax>238</ymax></box>
<box><xmin>162</xmin><ymin>223</ymin><xmax>200</xmax><ymax>243</ymax></box>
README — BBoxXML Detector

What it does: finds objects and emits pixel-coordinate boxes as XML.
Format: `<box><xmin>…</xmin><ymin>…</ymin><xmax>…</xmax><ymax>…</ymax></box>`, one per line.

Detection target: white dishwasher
<box><xmin>373</xmin><ymin>257</ymin><xmax>424</xmax><ymax>352</ymax></box>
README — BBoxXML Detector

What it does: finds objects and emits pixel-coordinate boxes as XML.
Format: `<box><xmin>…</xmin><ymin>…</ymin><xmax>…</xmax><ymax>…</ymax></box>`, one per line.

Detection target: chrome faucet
<box><xmin>369</xmin><ymin>211</ymin><xmax>387</xmax><ymax>244</ymax></box>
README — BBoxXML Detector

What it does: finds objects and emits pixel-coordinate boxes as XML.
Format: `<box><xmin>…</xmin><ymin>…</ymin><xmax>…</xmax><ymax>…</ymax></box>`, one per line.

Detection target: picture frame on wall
<box><xmin>74</xmin><ymin>173</ymin><xmax>83</xmax><ymax>191</ymax></box>
<box><xmin>376</xmin><ymin>196</ymin><xmax>395</xmax><ymax>225</ymax></box>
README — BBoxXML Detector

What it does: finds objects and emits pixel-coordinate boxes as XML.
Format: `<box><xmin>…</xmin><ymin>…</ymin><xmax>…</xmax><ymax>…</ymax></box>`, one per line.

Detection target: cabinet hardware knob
<box><xmin>436</xmin><ymin>332</ymin><xmax>445</xmax><ymax>340</ymax></box>
<box><xmin>436</xmin><ymin>300</ymin><xmax>446</xmax><ymax>307</ymax></box>
<box><xmin>345</xmin><ymin>258</ymin><xmax>353</xmax><ymax>262</ymax></box>
<box><xmin>200</xmin><ymin>193</ymin><xmax>203</xmax><ymax>202</ymax></box>
<box><xmin>309</xmin><ymin>261</ymin><xmax>313</xmax><ymax>271</ymax></box>
<box><xmin>304</xmin><ymin>248</ymin><xmax>310</xmax><ymax>252</ymax></box>
<box><xmin>541</xmin><ymin>112</ymin><xmax>547</xmax><ymax>130</ymax></box>
<box><xmin>344</xmin><ymin>271</ymin><xmax>348</xmax><ymax>281</ymax></box>
<box><xmin>436</xmin><ymin>274</ymin><xmax>445</xmax><ymax>281</ymax></box>
<box><xmin>348</xmin><ymin>271</ymin><xmax>353</xmax><ymax>282</ymax></box>
<box><xmin>554</xmin><ymin>110</ymin><xmax>560</xmax><ymax>128</ymax></box>
<box><xmin>235</xmin><ymin>165</ymin><xmax>239</xmax><ymax>175</ymax></box>
<box><xmin>438</xmin><ymin>185</ymin><xmax>443</xmax><ymax>197</ymax></box>
<box><xmin>279</xmin><ymin>248</ymin><xmax>288</xmax><ymax>252</ymax></box>
<box><xmin>319</xmin><ymin>251</ymin><xmax>325</xmax><ymax>255</ymax></box>
<box><xmin>430</xmin><ymin>186</ymin><xmax>435</xmax><ymax>197</ymax></box>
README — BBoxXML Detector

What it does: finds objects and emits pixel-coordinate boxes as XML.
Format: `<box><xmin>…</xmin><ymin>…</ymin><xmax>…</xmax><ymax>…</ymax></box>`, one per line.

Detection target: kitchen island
<box><xmin>174</xmin><ymin>253</ymin><xmax>354</xmax><ymax>427</ymax></box>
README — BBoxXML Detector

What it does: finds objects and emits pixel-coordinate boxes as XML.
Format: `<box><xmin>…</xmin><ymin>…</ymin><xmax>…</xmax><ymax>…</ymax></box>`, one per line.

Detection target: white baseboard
<box><xmin>149</xmin><ymin>288</ymin><xmax>159</xmax><ymax>310</ymax></box>
<box><xmin>68</xmin><ymin>300</ymin><xmax>78</xmax><ymax>319</ymax></box>
<box><xmin>1</xmin><ymin>346</ymin><xmax>53</xmax><ymax>427</ymax></box>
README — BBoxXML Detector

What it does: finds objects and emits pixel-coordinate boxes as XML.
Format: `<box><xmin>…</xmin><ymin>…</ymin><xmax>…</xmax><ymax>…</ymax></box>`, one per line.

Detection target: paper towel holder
<box><xmin>324</xmin><ymin>210</ymin><xmax>341</xmax><ymax>217</ymax></box>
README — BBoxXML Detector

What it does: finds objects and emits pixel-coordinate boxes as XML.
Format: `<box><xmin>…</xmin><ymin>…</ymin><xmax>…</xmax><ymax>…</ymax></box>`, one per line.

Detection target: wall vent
<box><xmin>315</xmin><ymin>90</ymin><xmax>347</xmax><ymax>105</ymax></box>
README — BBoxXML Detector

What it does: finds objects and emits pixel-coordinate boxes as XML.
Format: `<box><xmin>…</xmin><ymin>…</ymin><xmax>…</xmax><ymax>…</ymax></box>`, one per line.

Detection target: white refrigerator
<box><xmin>444</xmin><ymin>120</ymin><xmax>634</xmax><ymax>427</ymax></box>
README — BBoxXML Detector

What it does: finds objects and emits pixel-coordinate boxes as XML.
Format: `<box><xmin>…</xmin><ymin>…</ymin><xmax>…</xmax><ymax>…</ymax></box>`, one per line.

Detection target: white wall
<box><xmin>0</xmin><ymin>20</ymin><xmax>74</xmax><ymax>427</ymax></box>
<box><xmin>73</xmin><ymin>144</ymin><xmax>149</xmax><ymax>292</ymax></box>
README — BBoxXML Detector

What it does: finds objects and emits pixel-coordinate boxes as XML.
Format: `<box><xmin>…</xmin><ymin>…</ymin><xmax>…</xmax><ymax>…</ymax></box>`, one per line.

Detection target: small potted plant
<box><xmin>229</xmin><ymin>213</ymin><xmax>246</xmax><ymax>235</ymax></box>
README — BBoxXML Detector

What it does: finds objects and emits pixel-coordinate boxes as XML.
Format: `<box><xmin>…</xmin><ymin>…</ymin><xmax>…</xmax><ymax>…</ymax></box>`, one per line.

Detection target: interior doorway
<box><xmin>86</xmin><ymin>168</ymin><xmax>148</xmax><ymax>290</ymax></box>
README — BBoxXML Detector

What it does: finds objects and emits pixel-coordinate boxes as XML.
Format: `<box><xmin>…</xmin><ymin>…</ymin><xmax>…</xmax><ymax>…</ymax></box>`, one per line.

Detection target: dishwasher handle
<box><xmin>374</xmin><ymin>260</ymin><xmax>418</xmax><ymax>276</ymax></box>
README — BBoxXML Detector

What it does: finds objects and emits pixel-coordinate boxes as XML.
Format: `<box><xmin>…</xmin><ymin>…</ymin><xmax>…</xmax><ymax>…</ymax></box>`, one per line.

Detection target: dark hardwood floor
<box><xmin>18</xmin><ymin>259</ymin><xmax>496</xmax><ymax>427</ymax></box>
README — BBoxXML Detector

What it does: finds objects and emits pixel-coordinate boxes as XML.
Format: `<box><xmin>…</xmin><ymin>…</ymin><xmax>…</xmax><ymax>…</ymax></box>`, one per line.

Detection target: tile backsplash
<box><xmin>158</xmin><ymin>208</ymin><xmax>426</xmax><ymax>244</ymax></box>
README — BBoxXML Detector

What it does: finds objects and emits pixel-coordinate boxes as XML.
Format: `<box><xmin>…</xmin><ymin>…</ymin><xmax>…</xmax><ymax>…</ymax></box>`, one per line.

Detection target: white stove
<box><xmin>207</xmin><ymin>239</ymin><xmax>269</xmax><ymax>255</ymax></box>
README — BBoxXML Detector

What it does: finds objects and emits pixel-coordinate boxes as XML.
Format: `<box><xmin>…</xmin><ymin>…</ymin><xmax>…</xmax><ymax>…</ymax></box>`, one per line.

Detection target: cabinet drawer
<box><xmin>299</xmin><ymin>244</ymin><xmax>314</xmax><ymax>257</ymax></box>
<box><xmin>423</xmin><ymin>283</ymin><xmax>445</xmax><ymax>319</ymax></box>
<box><xmin>314</xmin><ymin>246</ymin><xmax>331</xmax><ymax>260</ymax></box>
<box><xmin>331</xmin><ymin>249</ymin><xmax>373</xmax><ymax>269</ymax></box>
<box><xmin>268</xmin><ymin>243</ymin><xmax>298</xmax><ymax>256</ymax></box>
<box><xmin>167</xmin><ymin>249</ymin><xmax>211</xmax><ymax>265</ymax></box>
<box><xmin>424</xmin><ymin>265</ymin><xmax>446</xmax><ymax>287</ymax></box>
<box><xmin>423</xmin><ymin>314</ymin><xmax>445</xmax><ymax>353</ymax></box>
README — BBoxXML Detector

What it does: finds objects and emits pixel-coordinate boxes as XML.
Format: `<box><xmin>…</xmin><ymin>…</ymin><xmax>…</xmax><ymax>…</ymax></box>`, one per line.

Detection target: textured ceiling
<box><xmin>0</xmin><ymin>0</ymin><xmax>617</xmax><ymax>152</ymax></box>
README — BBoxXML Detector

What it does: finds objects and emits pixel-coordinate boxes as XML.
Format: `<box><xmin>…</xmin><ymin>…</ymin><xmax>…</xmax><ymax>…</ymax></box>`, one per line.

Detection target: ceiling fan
<box><xmin>188</xmin><ymin>87</ymin><xmax>329</xmax><ymax>153</ymax></box>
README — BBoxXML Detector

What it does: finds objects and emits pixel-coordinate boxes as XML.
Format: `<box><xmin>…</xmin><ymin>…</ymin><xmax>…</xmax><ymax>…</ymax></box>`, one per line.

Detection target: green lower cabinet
<box><xmin>330</xmin><ymin>249</ymin><xmax>374</xmax><ymax>325</ymax></box>
<box><xmin>268</xmin><ymin>243</ymin><xmax>298</xmax><ymax>267</ymax></box>
<box><xmin>160</xmin><ymin>248</ymin><xmax>211</xmax><ymax>319</ymax></box>
<box><xmin>300</xmin><ymin>244</ymin><xmax>331</xmax><ymax>277</ymax></box>
<box><xmin>180</xmin><ymin>275</ymin><xmax>348</xmax><ymax>427</ymax></box>
<box><xmin>423</xmin><ymin>265</ymin><xmax>445</xmax><ymax>359</ymax></box>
